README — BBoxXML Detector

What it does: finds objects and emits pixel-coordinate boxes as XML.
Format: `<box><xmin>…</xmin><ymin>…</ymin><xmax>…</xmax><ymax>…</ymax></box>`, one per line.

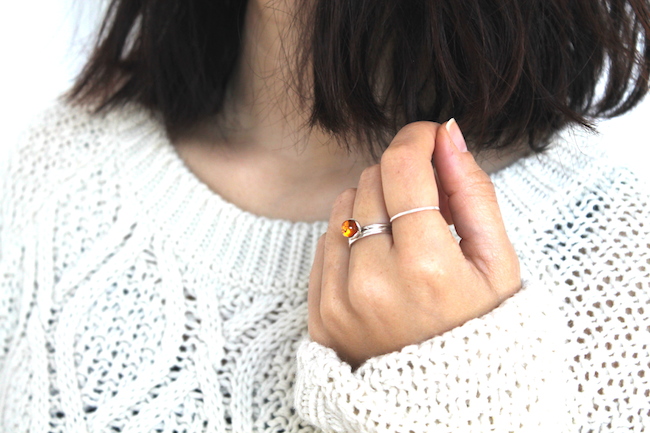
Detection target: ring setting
<box><xmin>341</xmin><ymin>219</ymin><xmax>392</xmax><ymax>246</ymax></box>
<box><xmin>341</xmin><ymin>206</ymin><xmax>440</xmax><ymax>247</ymax></box>
<box><xmin>341</xmin><ymin>219</ymin><xmax>361</xmax><ymax>238</ymax></box>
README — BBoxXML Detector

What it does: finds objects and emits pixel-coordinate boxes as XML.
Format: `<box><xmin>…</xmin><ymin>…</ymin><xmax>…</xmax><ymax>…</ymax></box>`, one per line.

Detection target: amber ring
<box><xmin>341</xmin><ymin>219</ymin><xmax>392</xmax><ymax>246</ymax></box>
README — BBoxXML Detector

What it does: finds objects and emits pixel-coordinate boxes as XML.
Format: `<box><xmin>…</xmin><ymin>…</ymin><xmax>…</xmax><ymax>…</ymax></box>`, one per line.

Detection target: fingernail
<box><xmin>445</xmin><ymin>118</ymin><xmax>468</xmax><ymax>152</ymax></box>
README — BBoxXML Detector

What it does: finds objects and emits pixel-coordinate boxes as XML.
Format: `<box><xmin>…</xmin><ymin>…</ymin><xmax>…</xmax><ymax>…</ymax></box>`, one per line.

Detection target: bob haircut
<box><xmin>69</xmin><ymin>0</ymin><xmax>650</xmax><ymax>156</ymax></box>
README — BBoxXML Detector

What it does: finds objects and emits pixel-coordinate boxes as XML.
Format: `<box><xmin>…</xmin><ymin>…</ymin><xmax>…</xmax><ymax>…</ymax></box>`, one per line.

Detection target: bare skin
<box><xmin>175</xmin><ymin>0</ymin><xmax>522</xmax><ymax>367</ymax></box>
<box><xmin>174</xmin><ymin>0</ymin><xmax>526</xmax><ymax>222</ymax></box>
<box><xmin>175</xmin><ymin>0</ymin><xmax>372</xmax><ymax>222</ymax></box>
<box><xmin>309</xmin><ymin>121</ymin><xmax>521</xmax><ymax>367</ymax></box>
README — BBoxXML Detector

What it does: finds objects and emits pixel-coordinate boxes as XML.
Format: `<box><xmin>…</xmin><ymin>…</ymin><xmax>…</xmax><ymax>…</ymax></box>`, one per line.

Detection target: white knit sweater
<box><xmin>0</xmin><ymin>103</ymin><xmax>648</xmax><ymax>432</ymax></box>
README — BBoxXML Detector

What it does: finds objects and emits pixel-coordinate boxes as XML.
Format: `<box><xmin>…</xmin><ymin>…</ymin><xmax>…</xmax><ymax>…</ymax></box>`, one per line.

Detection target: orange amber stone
<box><xmin>341</xmin><ymin>219</ymin><xmax>360</xmax><ymax>238</ymax></box>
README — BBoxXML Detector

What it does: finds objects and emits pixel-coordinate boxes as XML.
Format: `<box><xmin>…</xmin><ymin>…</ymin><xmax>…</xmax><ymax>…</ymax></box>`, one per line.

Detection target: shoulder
<box><xmin>495</xmin><ymin>136</ymin><xmax>648</xmax><ymax>230</ymax></box>
<box><xmin>492</xmin><ymin>137</ymin><xmax>649</xmax><ymax>279</ymax></box>
<box><xmin>535</xmin><ymin>140</ymin><xmax>648</xmax><ymax>251</ymax></box>
<box><xmin>2</xmin><ymin>100</ymin><xmax>166</xmax><ymax>220</ymax></box>
<box><xmin>540</xmin><ymin>160</ymin><xmax>648</xmax><ymax>271</ymax></box>
<box><xmin>9</xmin><ymin>100</ymin><xmax>161</xmax><ymax>181</ymax></box>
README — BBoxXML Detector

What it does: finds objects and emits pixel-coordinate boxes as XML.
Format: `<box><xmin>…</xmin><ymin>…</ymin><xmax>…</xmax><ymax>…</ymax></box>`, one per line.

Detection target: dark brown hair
<box><xmin>69</xmin><ymin>0</ymin><xmax>650</xmax><ymax>155</ymax></box>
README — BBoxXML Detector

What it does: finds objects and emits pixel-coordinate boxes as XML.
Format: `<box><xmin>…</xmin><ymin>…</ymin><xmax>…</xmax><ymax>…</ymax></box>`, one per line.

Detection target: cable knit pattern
<box><xmin>0</xmin><ymin>102</ymin><xmax>648</xmax><ymax>432</ymax></box>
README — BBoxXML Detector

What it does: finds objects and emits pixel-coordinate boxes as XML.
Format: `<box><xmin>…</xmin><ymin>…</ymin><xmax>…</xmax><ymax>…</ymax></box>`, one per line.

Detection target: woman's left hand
<box><xmin>308</xmin><ymin>120</ymin><xmax>522</xmax><ymax>368</ymax></box>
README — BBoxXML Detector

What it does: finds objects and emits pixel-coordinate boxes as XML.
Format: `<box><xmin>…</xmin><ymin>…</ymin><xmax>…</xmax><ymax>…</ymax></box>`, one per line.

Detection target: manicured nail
<box><xmin>445</xmin><ymin>118</ymin><xmax>468</xmax><ymax>152</ymax></box>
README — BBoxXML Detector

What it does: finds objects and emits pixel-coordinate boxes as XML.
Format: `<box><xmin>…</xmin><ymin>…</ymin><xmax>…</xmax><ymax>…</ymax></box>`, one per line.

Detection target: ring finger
<box><xmin>349</xmin><ymin>164</ymin><xmax>392</xmax><ymax>261</ymax></box>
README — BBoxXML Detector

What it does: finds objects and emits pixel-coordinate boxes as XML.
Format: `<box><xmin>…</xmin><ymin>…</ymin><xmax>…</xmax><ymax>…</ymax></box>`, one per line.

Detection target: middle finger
<box><xmin>380</xmin><ymin>122</ymin><xmax>451</xmax><ymax>251</ymax></box>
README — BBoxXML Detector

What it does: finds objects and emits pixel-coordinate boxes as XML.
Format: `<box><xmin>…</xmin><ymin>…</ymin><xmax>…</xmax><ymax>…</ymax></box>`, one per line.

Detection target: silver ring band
<box><xmin>389</xmin><ymin>206</ymin><xmax>440</xmax><ymax>223</ymax></box>
<box><xmin>349</xmin><ymin>223</ymin><xmax>392</xmax><ymax>246</ymax></box>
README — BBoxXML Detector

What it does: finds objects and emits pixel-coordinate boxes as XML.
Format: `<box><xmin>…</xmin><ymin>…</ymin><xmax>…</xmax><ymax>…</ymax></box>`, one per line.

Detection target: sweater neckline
<box><xmin>110</xmin><ymin>104</ymin><xmax>603</xmax><ymax>237</ymax></box>
<box><xmin>113</xmin><ymin>105</ymin><xmax>328</xmax><ymax>226</ymax></box>
<box><xmin>100</xmin><ymin>104</ymin><xmax>608</xmax><ymax>292</ymax></box>
<box><xmin>105</xmin><ymin>106</ymin><xmax>327</xmax><ymax>292</ymax></box>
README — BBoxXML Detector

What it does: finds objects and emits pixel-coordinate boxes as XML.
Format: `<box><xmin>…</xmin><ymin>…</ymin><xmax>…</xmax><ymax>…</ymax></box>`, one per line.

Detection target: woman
<box><xmin>1</xmin><ymin>0</ymin><xmax>649</xmax><ymax>431</ymax></box>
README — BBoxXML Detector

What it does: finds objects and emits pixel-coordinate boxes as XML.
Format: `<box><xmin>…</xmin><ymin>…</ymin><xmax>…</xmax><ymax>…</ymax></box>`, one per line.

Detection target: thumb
<box><xmin>433</xmin><ymin>119</ymin><xmax>516</xmax><ymax>278</ymax></box>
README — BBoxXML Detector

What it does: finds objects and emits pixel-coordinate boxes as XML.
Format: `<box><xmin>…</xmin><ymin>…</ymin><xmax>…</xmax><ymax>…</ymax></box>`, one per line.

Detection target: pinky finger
<box><xmin>308</xmin><ymin>234</ymin><xmax>328</xmax><ymax>344</ymax></box>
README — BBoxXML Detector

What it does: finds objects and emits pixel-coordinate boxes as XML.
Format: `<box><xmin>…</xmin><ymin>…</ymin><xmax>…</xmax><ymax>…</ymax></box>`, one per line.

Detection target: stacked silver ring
<box><xmin>348</xmin><ymin>223</ymin><xmax>392</xmax><ymax>246</ymax></box>
<box><xmin>389</xmin><ymin>206</ymin><xmax>440</xmax><ymax>223</ymax></box>
<box><xmin>343</xmin><ymin>206</ymin><xmax>439</xmax><ymax>247</ymax></box>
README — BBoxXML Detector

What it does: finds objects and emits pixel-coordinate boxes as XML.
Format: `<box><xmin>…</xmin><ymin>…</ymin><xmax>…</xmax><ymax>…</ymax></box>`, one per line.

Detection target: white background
<box><xmin>1</xmin><ymin>1</ymin><xmax>649</xmax><ymax>190</ymax></box>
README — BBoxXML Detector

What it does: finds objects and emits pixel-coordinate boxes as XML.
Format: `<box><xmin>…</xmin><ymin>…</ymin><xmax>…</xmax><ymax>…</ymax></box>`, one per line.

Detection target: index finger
<box><xmin>380</xmin><ymin>122</ymin><xmax>453</xmax><ymax>250</ymax></box>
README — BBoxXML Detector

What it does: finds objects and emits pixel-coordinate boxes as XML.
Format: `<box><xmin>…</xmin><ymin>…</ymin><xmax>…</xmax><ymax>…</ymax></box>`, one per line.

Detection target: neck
<box><xmin>174</xmin><ymin>1</ymin><xmax>527</xmax><ymax>222</ymax></box>
<box><xmin>175</xmin><ymin>2</ymin><xmax>371</xmax><ymax>221</ymax></box>
<box><xmin>217</xmin><ymin>1</ymin><xmax>308</xmax><ymax>148</ymax></box>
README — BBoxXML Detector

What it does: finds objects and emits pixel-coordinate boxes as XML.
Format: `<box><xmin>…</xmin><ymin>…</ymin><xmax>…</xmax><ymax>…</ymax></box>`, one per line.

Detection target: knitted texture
<box><xmin>0</xmin><ymin>103</ymin><xmax>648</xmax><ymax>432</ymax></box>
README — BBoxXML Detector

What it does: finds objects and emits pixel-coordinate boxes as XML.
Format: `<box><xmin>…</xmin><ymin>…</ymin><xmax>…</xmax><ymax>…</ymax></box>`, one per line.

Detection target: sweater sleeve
<box><xmin>294</xmin><ymin>281</ymin><xmax>572</xmax><ymax>433</ymax></box>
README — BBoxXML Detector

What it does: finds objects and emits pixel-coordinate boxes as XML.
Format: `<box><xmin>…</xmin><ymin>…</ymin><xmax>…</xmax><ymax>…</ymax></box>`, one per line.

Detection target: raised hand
<box><xmin>308</xmin><ymin>120</ymin><xmax>521</xmax><ymax>368</ymax></box>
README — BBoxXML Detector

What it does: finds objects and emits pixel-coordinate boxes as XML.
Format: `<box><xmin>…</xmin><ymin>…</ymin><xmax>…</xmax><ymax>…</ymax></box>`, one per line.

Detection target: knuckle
<box><xmin>333</xmin><ymin>188</ymin><xmax>356</xmax><ymax>209</ymax></box>
<box><xmin>381</xmin><ymin>145</ymin><xmax>417</xmax><ymax>173</ymax></box>
<box><xmin>320</xmin><ymin>313</ymin><xmax>346</xmax><ymax>339</ymax></box>
<box><xmin>308</xmin><ymin>320</ymin><xmax>329</xmax><ymax>345</ymax></box>
<box><xmin>470</xmin><ymin>242</ymin><xmax>521</xmax><ymax>299</ymax></box>
<box><xmin>357</xmin><ymin>164</ymin><xmax>381</xmax><ymax>189</ymax></box>
<box><xmin>398</xmin><ymin>121</ymin><xmax>440</xmax><ymax>140</ymax></box>
<box><xmin>381</xmin><ymin>122</ymin><xmax>439</xmax><ymax>169</ymax></box>
<box><xmin>396</xmin><ymin>252</ymin><xmax>445</xmax><ymax>282</ymax></box>
<box><xmin>319</xmin><ymin>291</ymin><xmax>348</xmax><ymax>326</ymax></box>
<box><xmin>348</xmin><ymin>273</ymin><xmax>389</xmax><ymax>311</ymax></box>
<box><xmin>464</xmin><ymin>168</ymin><xmax>496</xmax><ymax>195</ymax></box>
<box><xmin>494</xmin><ymin>250</ymin><xmax>522</xmax><ymax>296</ymax></box>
